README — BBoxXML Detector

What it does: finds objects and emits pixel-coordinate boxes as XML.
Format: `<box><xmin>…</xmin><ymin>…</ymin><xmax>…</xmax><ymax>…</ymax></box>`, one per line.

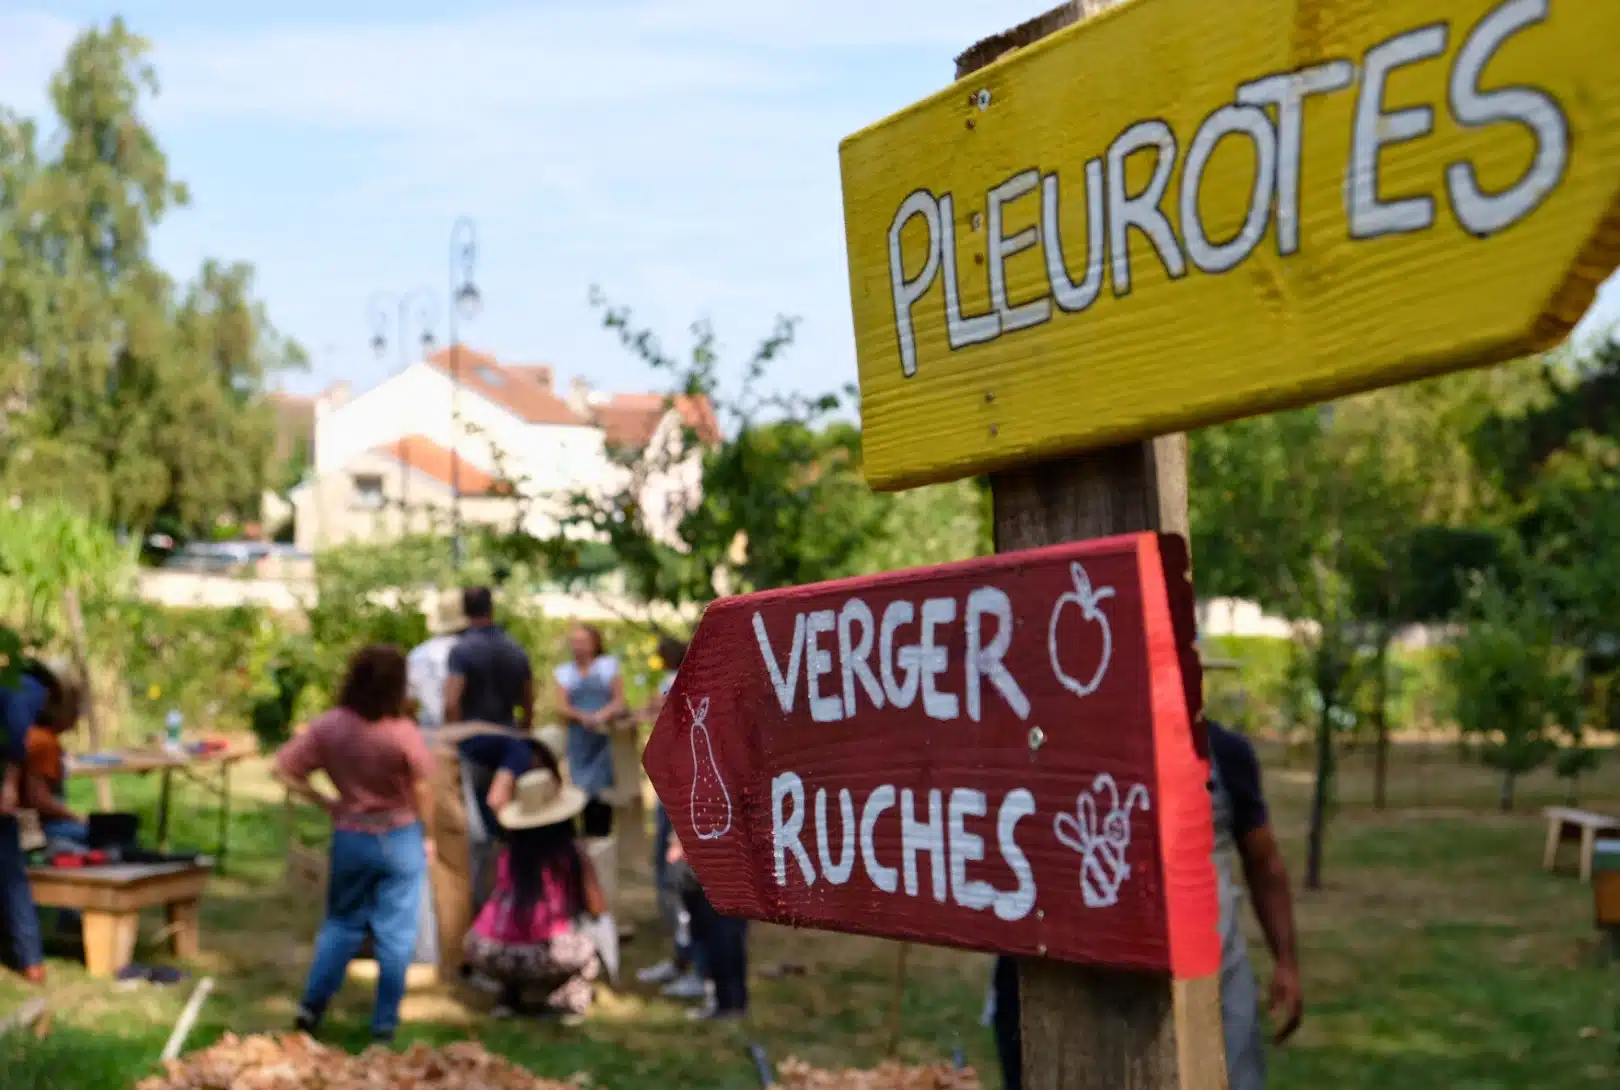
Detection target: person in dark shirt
<box><xmin>443</xmin><ymin>586</ymin><xmax>533</xmax><ymax>731</ymax></box>
<box><xmin>991</xmin><ymin>719</ymin><xmax>1301</xmax><ymax>1090</ymax></box>
<box><xmin>442</xmin><ymin>586</ymin><xmax>536</xmax><ymax>918</ymax></box>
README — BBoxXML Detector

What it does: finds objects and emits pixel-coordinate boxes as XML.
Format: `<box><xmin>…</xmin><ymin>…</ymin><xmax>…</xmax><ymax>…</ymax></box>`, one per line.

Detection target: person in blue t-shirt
<box><xmin>1</xmin><ymin>665</ymin><xmax>52</xmax><ymax>983</ymax></box>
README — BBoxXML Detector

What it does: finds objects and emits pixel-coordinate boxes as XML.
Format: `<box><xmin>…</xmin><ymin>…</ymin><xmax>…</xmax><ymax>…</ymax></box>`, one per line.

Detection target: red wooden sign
<box><xmin>643</xmin><ymin>531</ymin><xmax>1219</xmax><ymax>980</ymax></box>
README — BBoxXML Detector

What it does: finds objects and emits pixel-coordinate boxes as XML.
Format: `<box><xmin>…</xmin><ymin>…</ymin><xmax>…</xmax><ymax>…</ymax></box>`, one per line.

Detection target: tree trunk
<box><xmin>1372</xmin><ymin>636</ymin><xmax>1392</xmax><ymax>810</ymax></box>
<box><xmin>1499</xmin><ymin>770</ymin><xmax>1516</xmax><ymax>813</ymax></box>
<box><xmin>1304</xmin><ymin>703</ymin><xmax>1335</xmax><ymax>891</ymax></box>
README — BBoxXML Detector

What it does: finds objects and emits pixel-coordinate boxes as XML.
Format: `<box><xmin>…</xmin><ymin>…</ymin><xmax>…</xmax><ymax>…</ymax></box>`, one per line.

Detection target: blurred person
<box><xmin>0</xmin><ymin>660</ymin><xmax>59</xmax><ymax>984</ymax></box>
<box><xmin>274</xmin><ymin>644</ymin><xmax>437</xmax><ymax>1043</ymax></box>
<box><xmin>635</xmin><ymin>635</ymin><xmax>707</xmax><ymax>1000</ymax></box>
<box><xmin>989</xmin><ymin>719</ymin><xmax>1301</xmax><ymax>1090</ymax></box>
<box><xmin>552</xmin><ymin>624</ymin><xmax>628</xmax><ymax>838</ymax></box>
<box><xmin>406</xmin><ymin>593</ymin><xmax>467</xmax><ymax>731</ymax></box>
<box><xmin>443</xmin><ymin>585</ymin><xmax>534</xmax><ymax>910</ymax></box>
<box><xmin>22</xmin><ymin>659</ymin><xmax>88</xmax><ymax>847</ymax></box>
<box><xmin>402</xmin><ymin>592</ymin><xmax>467</xmax><ymax>968</ymax></box>
<box><xmin>667</xmin><ymin>830</ymin><xmax>747</xmax><ymax>1021</ymax></box>
<box><xmin>464</xmin><ymin>758</ymin><xmax>605</xmax><ymax>1021</ymax></box>
<box><xmin>20</xmin><ymin>660</ymin><xmax>87</xmax><ymax>938</ymax></box>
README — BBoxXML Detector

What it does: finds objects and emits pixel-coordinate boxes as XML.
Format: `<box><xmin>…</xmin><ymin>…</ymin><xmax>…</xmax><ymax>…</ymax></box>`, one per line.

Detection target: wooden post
<box><xmin>959</xmin><ymin>6</ymin><xmax>1224</xmax><ymax>1089</ymax></box>
<box><xmin>62</xmin><ymin>587</ymin><xmax>114</xmax><ymax>812</ymax></box>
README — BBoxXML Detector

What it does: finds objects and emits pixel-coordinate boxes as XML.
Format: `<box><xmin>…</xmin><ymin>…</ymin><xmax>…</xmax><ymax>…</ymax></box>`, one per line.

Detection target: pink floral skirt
<box><xmin>463</xmin><ymin>926</ymin><xmax>599</xmax><ymax>1014</ymax></box>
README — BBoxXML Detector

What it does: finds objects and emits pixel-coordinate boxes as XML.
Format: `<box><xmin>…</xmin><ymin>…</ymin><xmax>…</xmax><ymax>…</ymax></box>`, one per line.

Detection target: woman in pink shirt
<box><xmin>463</xmin><ymin>748</ymin><xmax>604</xmax><ymax>1020</ymax></box>
<box><xmin>273</xmin><ymin>645</ymin><xmax>436</xmax><ymax>1043</ymax></box>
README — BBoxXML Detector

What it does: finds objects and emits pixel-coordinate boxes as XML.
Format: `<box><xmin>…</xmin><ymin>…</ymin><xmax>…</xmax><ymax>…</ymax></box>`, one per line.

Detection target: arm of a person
<box><xmin>1</xmin><ymin>764</ymin><xmax>18</xmax><ymax>814</ymax></box>
<box><xmin>484</xmin><ymin>738</ymin><xmax>533</xmax><ymax>814</ymax></box>
<box><xmin>413</xmin><ymin>778</ymin><xmax>437</xmax><ymax>860</ymax></box>
<box><xmin>599</xmin><ymin>673</ymin><xmax>629</xmax><ymax>728</ymax></box>
<box><xmin>1222</xmin><ymin>730</ymin><xmax>1303</xmax><ymax>1044</ymax></box>
<box><xmin>580</xmin><ymin>853</ymin><xmax>608</xmax><ymax>916</ymax></box>
<box><xmin>443</xmin><ymin>674</ymin><xmax>465</xmax><ymax>725</ymax></box>
<box><xmin>23</xmin><ymin>772</ymin><xmax>79</xmax><ymax>824</ymax></box>
<box><xmin>554</xmin><ymin>673</ymin><xmax>587</xmax><ymax>726</ymax></box>
<box><xmin>644</xmin><ymin>685</ymin><xmax>667</xmax><ymax>725</ymax></box>
<box><xmin>404</xmin><ymin>731</ymin><xmax>438</xmax><ymax>858</ymax></box>
<box><xmin>272</xmin><ymin>727</ymin><xmax>338</xmax><ymax>815</ymax></box>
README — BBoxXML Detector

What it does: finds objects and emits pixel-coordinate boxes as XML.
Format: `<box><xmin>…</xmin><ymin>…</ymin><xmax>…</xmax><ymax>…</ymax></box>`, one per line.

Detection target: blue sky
<box><xmin>1</xmin><ymin>1</ymin><xmax>1617</xmax><ymax>403</ymax></box>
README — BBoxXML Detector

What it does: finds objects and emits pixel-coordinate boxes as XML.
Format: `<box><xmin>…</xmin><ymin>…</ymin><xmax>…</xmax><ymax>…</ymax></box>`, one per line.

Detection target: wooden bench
<box><xmin>27</xmin><ymin>861</ymin><xmax>211</xmax><ymax>978</ymax></box>
<box><xmin>1542</xmin><ymin>807</ymin><xmax>1620</xmax><ymax>883</ymax></box>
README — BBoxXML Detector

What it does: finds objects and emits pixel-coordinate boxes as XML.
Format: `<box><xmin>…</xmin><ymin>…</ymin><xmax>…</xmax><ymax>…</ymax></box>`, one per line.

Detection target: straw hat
<box><xmin>498</xmin><ymin>768</ymin><xmax>587</xmax><ymax>830</ymax></box>
<box><xmin>427</xmin><ymin>592</ymin><xmax>467</xmax><ymax>637</ymax></box>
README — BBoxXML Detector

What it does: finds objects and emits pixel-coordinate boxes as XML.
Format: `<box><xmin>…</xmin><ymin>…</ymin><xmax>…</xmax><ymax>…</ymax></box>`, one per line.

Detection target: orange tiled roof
<box><xmin>374</xmin><ymin>435</ymin><xmax>505</xmax><ymax>495</ymax></box>
<box><xmin>595</xmin><ymin>392</ymin><xmax>721</xmax><ymax>449</ymax></box>
<box><xmin>419</xmin><ymin>347</ymin><xmax>720</xmax><ymax>449</ymax></box>
<box><xmin>425</xmin><ymin>346</ymin><xmax>585</xmax><ymax>426</ymax></box>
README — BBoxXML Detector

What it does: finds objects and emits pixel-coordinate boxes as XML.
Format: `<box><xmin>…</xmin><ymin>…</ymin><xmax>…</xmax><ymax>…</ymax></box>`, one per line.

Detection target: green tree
<box><xmin>537</xmin><ymin>291</ymin><xmax>885</xmax><ymax>623</ymax></box>
<box><xmin>854</xmin><ymin>477</ymin><xmax>991</xmax><ymax>573</ymax></box>
<box><xmin>1445</xmin><ymin>576</ymin><xmax>1582</xmax><ymax>811</ymax></box>
<box><xmin>0</xmin><ymin>19</ymin><xmax>303</xmax><ymax>538</ymax></box>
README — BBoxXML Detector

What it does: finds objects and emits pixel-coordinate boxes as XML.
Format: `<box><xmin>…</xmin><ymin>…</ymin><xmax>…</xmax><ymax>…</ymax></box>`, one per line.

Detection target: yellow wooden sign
<box><xmin>840</xmin><ymin>0</ymin><xmax>1620</xmax><ymax>491</ymax></box>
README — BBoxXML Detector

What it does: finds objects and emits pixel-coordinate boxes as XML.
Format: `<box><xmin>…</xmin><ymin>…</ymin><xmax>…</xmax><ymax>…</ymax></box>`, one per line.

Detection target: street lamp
<box><xmin>447</xmin><ymin>217</ymin><xmax>481</xmax><ymax>568</ymax></box>
<box><xmin>368</xmin><ymin>288</ymin><xmax>437</xmax><ymax>534</ymax></box>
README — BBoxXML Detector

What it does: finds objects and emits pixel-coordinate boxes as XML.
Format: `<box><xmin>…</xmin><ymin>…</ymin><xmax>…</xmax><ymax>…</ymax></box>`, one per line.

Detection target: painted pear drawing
<box><xmin>687</xmin><ymin>696</ymin><xmax>733</xmax><ymax>840</ymax></box>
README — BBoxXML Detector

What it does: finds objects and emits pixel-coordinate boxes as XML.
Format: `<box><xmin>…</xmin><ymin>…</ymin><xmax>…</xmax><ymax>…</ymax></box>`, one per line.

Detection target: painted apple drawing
<box><xmin>1048</xmin><ymin>561</ymin><xmax>1115</xmax><ymax>699</ymax></box>
<box><xmin>686</xmin><ymin>696</ymin><xmax>733</xmax><ymax>840</ymax></box>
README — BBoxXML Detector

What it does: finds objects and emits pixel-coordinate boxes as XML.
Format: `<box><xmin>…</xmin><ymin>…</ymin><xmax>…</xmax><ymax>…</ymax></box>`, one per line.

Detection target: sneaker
<box><xmin>660</xmin><ymin>972</ymin><xmax>707</xmax><ymax>1000</ymax></box>
<box><xmin>371</xmin><ymin>1030</ymin><xmax>395</xmax><ymax>1046</ymax></box>
<box><xmin>293</xmin><ymin>1007</ymin><xmax>321</xmax><ymax>1035</ymax></box>
<box><xmin>637</xmin><ymin>959</ymin><xmax>680</xmax><ymax>985</ymax></box>
<box><xmin>688</xmin><ymin>1003</ymin><xmax>745</xmax><ymax>1022</ymax></box>
<box><xmin>491</xmin><ymin>1004</ymin><xmax>517</xmax><ymax>1021</ymax></box>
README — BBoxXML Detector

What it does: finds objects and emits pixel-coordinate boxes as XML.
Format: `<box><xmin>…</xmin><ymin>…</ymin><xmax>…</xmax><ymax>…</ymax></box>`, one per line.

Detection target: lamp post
<box><xmin>447</xmin><ymin>217</ymin><xmax>481</xmax><ymax>568</ymax></box>
<box><xmin>368</xmin><ymin>288</ymin><xmax>437</xmax><ymax>538</ymax></box>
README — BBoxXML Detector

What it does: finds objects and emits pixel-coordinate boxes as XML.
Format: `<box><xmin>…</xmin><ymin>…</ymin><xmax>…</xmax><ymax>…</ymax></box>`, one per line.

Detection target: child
<box><xmin>463</xmin><ymin>755</ymin><xmax>605</xmax><ymax>1021</ymax></box>
<box><xmin>22</xmin><ymin>660</ymin><xmax>87</xmax><ymax>847</ymax></box>
<box><xmin>636</xmin><ymin>636</ymin><xmax>708</xmax><ymax>1001</ymax></box>
<box><xmin>667</xmin><ymin>829</ymin><xmax>747</xmax><ymax>1022</ymax></box>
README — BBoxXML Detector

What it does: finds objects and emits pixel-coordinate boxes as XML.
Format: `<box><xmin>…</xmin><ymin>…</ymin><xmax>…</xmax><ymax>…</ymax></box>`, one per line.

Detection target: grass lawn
<box><xmin>3</xmin><ymin>740</ymin><xmax>1618</xmax><ymax>1089</ymax></box>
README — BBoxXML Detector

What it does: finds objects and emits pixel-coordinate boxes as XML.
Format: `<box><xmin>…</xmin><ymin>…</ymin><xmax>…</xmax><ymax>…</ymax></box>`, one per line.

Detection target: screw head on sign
<box><xmin>971</xmin><ymin>212</ymin><xmax>984</xmax><ymax>232</ymax></box>
<box><xmin>976</xmin><ymin>88</ymin><xmax>992</xmax><ymax>109</ymax></box>
<box><xmin>1028</xmin><ymin>725</ymin><xmax>1046</xmax><ymax>751</ymax></box>
<box><xmin>1036</xmin><ymin>908</ymin><xmax>1045</xmax><ymax>921</ymax></box>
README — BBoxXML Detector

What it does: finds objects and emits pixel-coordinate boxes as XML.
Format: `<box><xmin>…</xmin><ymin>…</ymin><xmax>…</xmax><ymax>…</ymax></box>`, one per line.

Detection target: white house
<box><xmin>289</xmin><ymin>346</ymin><xmax>717</xmax><ymax>553</ymax></box>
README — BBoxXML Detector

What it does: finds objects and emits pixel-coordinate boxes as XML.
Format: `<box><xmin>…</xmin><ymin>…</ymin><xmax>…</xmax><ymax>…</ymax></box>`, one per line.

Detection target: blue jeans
<box><xmin>0</xmin><ymin>816</ymin><xmax>42</xmax><ymax>971</ymax></box>
<box><xmin>301</xmin><ymin>823</ymin><xmax>425</xmax><ymax>1037</ymax></box>
<box><xmin>42</xmin><ymin>819</ymin><xmax>88</xmax><ymax>844</ymax></box>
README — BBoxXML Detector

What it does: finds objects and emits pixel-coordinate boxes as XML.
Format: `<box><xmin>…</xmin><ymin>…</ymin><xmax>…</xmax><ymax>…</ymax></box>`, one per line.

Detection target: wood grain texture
<box><xmin>843</xmin><ymin>0</ymin><xmax>1620</xmax><ymax>490</ymax></box>
<box><xmin>642</xmin><ymin>534</ymin><xmax>1218</xmax><ymax>978</ymax></box>
<box><xmin>961</xmin><ymin>7</ymin><xmax>1225</xmax><ymax>1087</ymax></box>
